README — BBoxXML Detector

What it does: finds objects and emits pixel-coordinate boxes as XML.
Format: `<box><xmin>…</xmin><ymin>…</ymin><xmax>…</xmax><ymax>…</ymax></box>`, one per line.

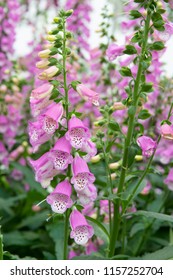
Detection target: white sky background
<box><xmin>14</xmin><ymin>0</ymin><xmax>173</xmax><ymax>77</ymax></box>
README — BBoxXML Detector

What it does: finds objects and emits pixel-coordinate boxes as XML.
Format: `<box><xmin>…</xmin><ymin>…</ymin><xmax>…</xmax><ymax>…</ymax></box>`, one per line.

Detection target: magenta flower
<box><xmin>76</xmin><ymin>84</ymin><xmax>99</xmax><ymax>106</ymax></box>
<box><xmin>164</xmin><ymin>168</ymin><xmax>173</xmax><ymax>191</ymax></box>
<box><xmin>0</xmin><ymin>141</ymin><xmax>8</xmax><ymax>162</ymax></box>
<box><xmin>77</xmin><ymin>183</ymin><xmax>97</xmax><ymax>206</ymax></box>
<box><xmin>31</xmin><ymin>83</ymin><xmax>53</xmax><ymax>99</ymax></box>
<box><xmin>40</xmin><ymin>102</ymin><xmax>63</xmax><ymax>134</ymax></box>
<box><xmin>81</xmin><ymin>140</ymin><xmax>97</xmax><ymax>162</ymax></box>
<box><xmin>71</xmin><ymin>155</ymin><xmax>95</xmax><ymax>192</ymax></box>
<box><xmin>29</xmin><ymin>152</ymin><xmax>58</xmax><ymax>188</ymax></box>
<box><xmin>0</xmin><ymin>115</ymin><xmax>8</xmax><ymax>133</ymax></box>
<box><xmin>49</xmin><ymin>136</ymin><xmax>73</xmax><ymax>170</ymax></box>
<box><xmin>46</xmin><ymin>180</ymin><xmax>73</xmax><ymax>213</ymax></box>
<box><xmin>106</xmin><ymin>43</ymin><xmax>124</xmax><ymax>61</ymax></box>
<box><xmin>28</xmin><ymin>119</ymin><xmax>51</xmax><ymax>152</ymax></box>
<box><xmin>70</xmin><ymin>209</ymin><xmax>94</xmax><ymax>245</ymax></box>
<box><xmin>137</xmin><ymin>136</ymin><xmax>157</xmax><ymax>157</ymax></box>
<box><xmin>30</xmin><ymin>95</ymin><xmax>52</xmax><ymax>117</ymax></box>
<box><xmin>161</xmin><ymin>123</ymin><xmax>173</xmax><ymax>140</ymax></box>
<box><xmin>65</xmin><ymin>115</ymin><xmax>90</xmax><ymax>149</ymax></box>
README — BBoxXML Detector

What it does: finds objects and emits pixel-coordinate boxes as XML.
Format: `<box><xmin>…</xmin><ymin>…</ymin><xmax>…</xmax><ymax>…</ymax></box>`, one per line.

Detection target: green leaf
<box><xmin>123</xmin><ymin>179</ymin><xmax>147</xmax><ymax>200</ymax></box>
<box><xmin>131</xmin><ymin>32</ymin><xmax>142</xmax><ymax>43</ymax></box>
<box><xmin>17</xmin><ymin>210</ymin><xmax>49</xmax><ymax>229</ymax></box>
<box><xmin>128</xmin><ymin>106</ymin><xmax>136</xmax><ymax>117</ymax></box>
<box><xmin>141</xmin><ymin>245</ymin><xmax>173</xmax><ymax>260</ymax></box>
<box><xmin>48</xmin><ymin>57</ymin><xmax>58</xmax><ymax>66</ymax></box>
<box><xmin>150</xmin><ymin>41</ymin><xmax>165</xmax><ymax>51</ymax></box>
<box><xmin>10</xmin><ymin>162</ymin><xmax>43</xmax><ymax>193</ymax></box>
<box><xmin>3</xmin><ymin>231</ymin><xmax>39</xmax><ymax>247</ymax></box>
<box><xmin>130</xmin><ymin>10</ymin><xmax>143</xmax><ymax>19</ymax></box>
<box><xmin>85</xmin><ymin>216</ymin><xmax>110</xmax><ymax>244</ymax></box>
<box><xmin>49</xmin><ymin>47</ymin><xmax>59</xmax><ymax>55</ymax></box>
<box><xmin>119</xmin><ymin>67</ymin><xmax>132</xmax><ymax>77</ymax></box>
<box><xmin>49</xmin><ymin>88</ymin><xmax>60</xmax><ymax>100</ymax></box>
<box><xmin>108</xmin><ymin>121</ymin><xmax>121</xmax><ymax>131</ymax></box>
<box><xmin>124</xmin><ymin>211</ymin><xmax>173</xmax><ymax>224</ymax></box>
<box><xmin>123</xmin><ymin>45</ymin><xmax>137</xmax><ymax>55</ymax></box>
<box><xmin>127</xmin><ymin>144</ymin><xmax>139</xmax><ymax>168</ymax></box>
<box><xmin>141</xmin><ymin>82</ymin><xmax>153</xmax><ymax>93</ymax></box>
<box><xmin>138</xmin><ymin>109</ymin><xmax>151</xmax><ymax>120</ymax></box>
<box><xmin>46</xmin><ymin>221</ymin><xmax>64</xmax><ymax>260</ymax></box>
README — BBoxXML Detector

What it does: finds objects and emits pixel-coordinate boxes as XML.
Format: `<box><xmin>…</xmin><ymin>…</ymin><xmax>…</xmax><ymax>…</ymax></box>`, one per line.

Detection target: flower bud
<box><xmin>110</xmin><ymin>173</ymin><xmax>117</xmax><ymax>180</ymax></box>
<box><xmin>38</xmin><ymin>49</ymin><xmax>51</xmax><ymax>59</ymax></box>
<box><xmin>109</xmin><ymin>162</ymin><xmax>121</xmax><ymax>170</ymax></box>
<box><xmin>46</xmin><ymin>35</ymin><xmax>57</xmax><ymax>42</ymax></box>
<box><xmin>53</xmin><ymin>17</ymin><xmax>61</xmax><ymax>23</ymax></box>
<box><xmin>65</xmin><ymin>9</ymin><xmax>73</xmax><ymax>17</ymax></box>
<box><xmin>135</xmin><ymin>155</ymin><xmax>143</xmax><ymax>161</ymax></box>
<box><xmin>91</xmin><ymin>154</ymin><xmax>101</xmax><ymax>163</ymax></box>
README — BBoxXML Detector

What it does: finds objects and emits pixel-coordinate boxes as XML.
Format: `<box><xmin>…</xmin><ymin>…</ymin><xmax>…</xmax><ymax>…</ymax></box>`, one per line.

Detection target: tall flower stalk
<box><xmin>109</xmin><ymin>0</ymin><xmax>167</xmax><ymax>257</ymax></box>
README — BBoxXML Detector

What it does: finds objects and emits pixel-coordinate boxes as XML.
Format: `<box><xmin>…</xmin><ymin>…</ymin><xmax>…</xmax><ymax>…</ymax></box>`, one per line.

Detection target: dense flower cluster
<box><xmin>28</xmin><ymin>10</ymin><xmax>98</xmax><ymax>246</ymax></box>
<box><xmin>0</xmin><ymin>0</ymin><xmax>20</xmax><ymax>81</ymax></box>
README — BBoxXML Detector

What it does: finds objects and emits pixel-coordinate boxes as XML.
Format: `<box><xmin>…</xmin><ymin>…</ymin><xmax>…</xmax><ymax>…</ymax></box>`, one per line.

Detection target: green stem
<box><xmin>109</xmin><ymin>10</ymin><xmax>151</xmax><ymax>258</ymax></box>
<box><xmin>62</xmin><ymin>17</ymin><xmax>69</xmax><ymax>260</ymax></box>
<box><xmin>62</xmin><ymin>18</ymin><xmax>69</xmax><ymax>124</ymax></box>
<box><xmin>124</xmin><ymin>101</ymin><xmax>173</xmax><ymax>212</ymax></box>
<box><xmin>63</xmin><ymin>210</ymin><xmax>69</xmax><ymax>260</ymax></box>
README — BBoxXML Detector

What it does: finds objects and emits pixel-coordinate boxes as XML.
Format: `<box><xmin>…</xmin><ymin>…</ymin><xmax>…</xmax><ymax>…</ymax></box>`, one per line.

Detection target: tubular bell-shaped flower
<box><xmin>29</xmin><ymin>152</ymin><xmax>58</xmax><ymax>188</ymax></box>
<box><xmin>70</xmin><ymin>209</ymin><xmax>94</xmax><ymax>245</ymax></box>
<box><xmin>161</xmin><ymin>123</ymin><xmax>173</xmax><ymax>140</ymax></box>
<box><xmin>137</xmin><ymin>136</ymin><xmax>157</xmax><ymax>158</ymax></box>
<box><xmin>28</xmin><ymin>120</ymin><xmax>51</xmax><ymax>152</ymax></box>
<box><xmin>40</xmin><ymin>102</ymin><xmax>64</xmax><ymax>135</ymax></box>
<box><xmin>30</xmin><ymin>95</ymin><xmax>52</xmax><ymax>117</ymax></box>
<box><xmin>106</xmin><ymin>43</ymin><xmax>124</xmax><ymax>61</ymax></box>
<box><xmin>77</xmin><ymin>183</ymin><xmax>97</xmax><ymax>206</ymax></box>
<box><xmin>49</xmin><ymin>136</ymin><xmax>73</xmax><ymax>170</ymax></box>
<box><xmin>81</xmin><ymin>139</ymin><xmax>97</xmax><ymax>162</ymax></box>
<box><xmin>71</xmin><ymin>155</ymin><xmax>95</xmax><ymax>192</ymax></box>
<box><xmin>65</xmin><ymin>115</ymin><xmax>90</xmax><ymax>149</ymax></box>
<box><xmin>76</xmin><ymin>84</ymin><xmax>100</xmax><ymax>106</ymax></box>
<box><xmin>164</xmin><ymin>168</ymin><xmax>173</xmax><ymax>191</ymax></box>
<box><xmin>46</xmin><ymin>180</ymin><xmax>73</xmax><ymax>213</ymax></box>
<box><xmin>31</xmin><ymin>83</ymin><xmax>53</xmax><ymax>99</ymax></box>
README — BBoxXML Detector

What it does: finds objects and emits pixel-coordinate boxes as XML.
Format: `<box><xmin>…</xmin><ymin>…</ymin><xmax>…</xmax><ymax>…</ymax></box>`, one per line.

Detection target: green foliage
<box><xmin>138</xmin><ymin>109</ymin><xmax>151</xmax><ymax>120</ymax></box>
<box><xmin>119</xmin><ymin>67</ymin><xmax>132</xmax><ymax>77</ymax></box>
<box><xmin>150</xmin><ymin>41</ymin><xmax>165</xmax><ymax>51</ymax></box>
<box><xmin>130</xmin><ymin>10</ymin><xmax>143</xmax><ymax>19</ymax></box>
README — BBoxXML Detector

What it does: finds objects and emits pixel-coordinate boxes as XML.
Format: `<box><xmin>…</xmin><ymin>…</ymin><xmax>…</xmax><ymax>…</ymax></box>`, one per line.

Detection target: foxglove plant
<box><xmin>28</xmin><ymin>9</ymin><xmax>97</xmax><ymax>259</ymax></box>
